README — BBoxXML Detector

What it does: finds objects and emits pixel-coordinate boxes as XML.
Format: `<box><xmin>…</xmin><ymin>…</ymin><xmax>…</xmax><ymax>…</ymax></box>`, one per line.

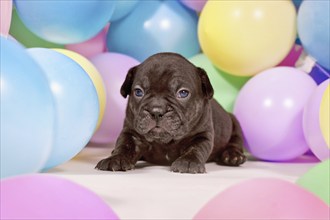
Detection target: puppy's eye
<box><xmin>177</xmin><ymin>89</ymin><xmax>190</xmax><ymax>99</ymax></box>
<box><xmin>134</xmin><ymin>88</ymin><xmax>144</xmax><ymax>97</ymax></box>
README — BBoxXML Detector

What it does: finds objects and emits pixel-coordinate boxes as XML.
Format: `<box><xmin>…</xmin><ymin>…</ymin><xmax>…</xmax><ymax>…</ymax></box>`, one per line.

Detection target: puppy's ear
<box><xmin>197</xmin><ymin>67</ymin><xmax>214</xmax><ymax>99</ymax></box>
<box><xmin>120</xmin><ymin>66</ymin><xmax>137</xmax><ymax>98</ymax></box>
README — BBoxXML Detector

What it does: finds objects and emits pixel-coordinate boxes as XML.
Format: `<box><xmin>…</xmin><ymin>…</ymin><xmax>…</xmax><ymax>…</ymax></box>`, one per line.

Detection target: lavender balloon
<box><xmin>234</xmin><ymin>67</ymin><xmax>317</xmax><ymax>161</ymax></box>
<box><xmin>0</xmin><ymin>175</ymin><xmax>118</xmax><ymax>219</ymax></box>
<box><xmin>90</xmin><ymin>53</ymin><xmax>140</xmax><ymax>144</ymax></box>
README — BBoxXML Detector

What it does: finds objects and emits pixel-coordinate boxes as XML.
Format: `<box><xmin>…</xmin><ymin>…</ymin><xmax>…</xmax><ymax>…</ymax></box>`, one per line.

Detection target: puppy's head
<box><xmin>121</xmin><ymin>53</ymin><xmax>213</xmax><ymax>144</ymax></box>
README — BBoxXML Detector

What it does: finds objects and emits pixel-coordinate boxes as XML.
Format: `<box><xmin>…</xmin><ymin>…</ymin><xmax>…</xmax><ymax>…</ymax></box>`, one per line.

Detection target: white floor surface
<box><xmin>47</xmin><ymin>143</ymin><xmax>320</xmax><ymax>220</ymax></box>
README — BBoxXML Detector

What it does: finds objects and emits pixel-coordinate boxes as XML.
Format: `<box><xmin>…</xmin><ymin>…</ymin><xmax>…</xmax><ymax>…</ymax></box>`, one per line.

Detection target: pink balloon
<box><xmin>303</xmin><ymin>79</ymin><xmax>330</xmax><ymax>161</ymax></box>
<box><xmin>0</xmin><ymin>174</ymin><xmax>118</xmax><ymax>219</ymax></box>
<box><xmin>277</xmin><ymin>44</ymin><xmax>303</xmax><ymax>67</ymax></box>
<box><xmin>180</xmin><ymin>0</ymin><xmax>206</xmax><ymax>12</ymax></box>
<box><xmin>234</xmin><ymin>67</ymin><xmax>317</xmax><ymax>161</ymax></box>
<box><xmin>0</xmin><ymin>0</ymin><xmax>12</xmax><ymax>36</ymax></box>
<box><xmin>194</xmin><ymin>178</ymin><xmax>329</xmax><ymax>220</ymax></box>
<box><xmin>90</xmin><ymin>52</ymin><xmax>139</xmax><ymax>144</ymax></box>
<box><xmin>65</xmin><ymin>24</ymin><xmax>110</xmax><ymax>59</ymax></box>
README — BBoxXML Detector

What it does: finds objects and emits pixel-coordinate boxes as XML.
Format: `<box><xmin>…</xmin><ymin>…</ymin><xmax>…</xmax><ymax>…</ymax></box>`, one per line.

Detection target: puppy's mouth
<box><xmin>136</xmin><ymin>117</ymin><xmax>176</xmax><ymax>142</ymax></box>
<box><xmin>146</xmin><ymin>126</ymin><xmax>172</xmax><ymax>143</ymax></box>
<box><xmin>148</xmin><ymin>125</ymin><xmax>168</xmax><ymax>137</ymax></box>
<box><xmin>151</xmin><ymin>126</ymin><xmax>163</xmax><ymax>134</ymax></box>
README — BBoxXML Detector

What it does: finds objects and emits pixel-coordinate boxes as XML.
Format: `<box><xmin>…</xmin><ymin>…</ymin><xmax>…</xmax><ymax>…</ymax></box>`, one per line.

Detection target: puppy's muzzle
<box><xmin>147</xmin><ymin>107</ymin><xmax>165</xmax><ymax>122</ymax></box>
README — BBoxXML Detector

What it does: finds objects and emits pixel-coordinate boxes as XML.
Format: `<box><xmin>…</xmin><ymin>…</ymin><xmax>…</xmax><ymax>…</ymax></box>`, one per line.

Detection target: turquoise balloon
<box><xmin>27</xmin><ymin>48</ymin><xmax>99</xmax><ymax>170</ymax></box>
<box><xmin>14</xmin><ymin>1</ymin><xmax>115</xmax><ymax>44</ymax></box>
<box><xmin>107</xmin><ymin>0</ymin><xmax>200</xmax><ymax>61</ymax></box>
<box><xmin>0</xmin><ymin>36</ymin><xmax>55</xmax><ymax>178</ymax></box>
<box><xmin>110</xmin><ymin>0</ymin><xmax>139</xmax><ymax>22</ymax></box>
<box><xmin>298</xmin><ymin>1</ymin><xmax>330</xmax><ymax>69</ymax></box>
<box><xmin>9</xmin><ymin>9</ymin><xmax>64</xmax><ymax>48</ymax></box>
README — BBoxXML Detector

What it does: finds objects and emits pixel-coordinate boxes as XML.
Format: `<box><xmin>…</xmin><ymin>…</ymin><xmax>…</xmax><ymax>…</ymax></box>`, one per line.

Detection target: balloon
<box><xmin>292</xmin><ymin>0</ymin><xmax>303</xmax><ymax>10</ymax></box>
<box><xmin>14</xmin><ymin>1</ymin><xmax>115</xmax><ymax>44</ymax></box>
<box><xmin>296</xmin><ymin>52</ymin><xmax>330</xmax><ymax>85</ymax></box>
<box><xmin>90</xmin><ymin>53</ymin><xmax>139</xmax><ymax>144</ymax></box>
<box><xmin>7</xmin><ymin>34</ymin><xmax>21</xmax><ymax>45</ymax></box>
<box><xmin>110</xmin><ymin>0</ymin><xmax>139</xmax><ymax>21</ymax></box>
<box><xmin>295</xmin><ymin>37</ymin><xmax>302</xmax><ymax>46</ymax></box>
<box><xmin>9</xmin><ymin>9</ymin><xmax>64</xmax><ymax>48</ymax></box>
<box><xmin>180</xmin><ymin>0</ymin><xmax>206</xmax><ymax>12</ymax></box>
<box><xmin>309</xmin><ymin>63</ymin><xmax>330</xmax><ymax>85</ymax></box>
<box><xmin>198</xmin><ymin>1</ymin><xmax>296</xmax><ymax>76</ymax></box>
<box><xmin>303</xmin><ymin>80</ymin><xmax>330</xmax><ymax>161</ymax></box>
<box><xmin>0</xmin><ymin>174</ymin><xmax>119</xmax><ymax>219</ymax></box>
<box><xmin>189</xmin><ymin>54</ymin><xmax>250</xmax><ymax>112</ymax></box>
<box><xmin>277</xmin><ymin>44</ymin><xmax>303</xmax><ymax>67</ymax></box>
<box><xmin>297</xmin><ymin>159</ymin><xmax>330</xmax><ymax>205</ymax></box>
<box><xmin>0</xmin><ymin>37</ymin><xmax>54</xmax><ymax>178</ymax></box>
<box><xmin>65</xmin><ymin>24</ymin><xmax>109</xmax><ymax>59</ymax></box>
<box><xmin>106</xmin><ymin>0</ymin><xmax>200</xmax><ymax>62</ymax></box>
<box><xmin>27</xmin><ymin>48</ymin><xmax>99</xmax><ymax>170</ymax></box>
<box><xmin>0</xmin><ymin>0</ymin><xmax>12</xmax><ymax>36</ymax></box>
<box><xmin>298</xmin><ymin>1</ymin><xmax>330</xmax><ymax>69</ymax></box>
<box><xmin>320</xmin><ymin>84</ymin><xmax>330</xmax><ymax>148</ymax></box>
<box><xmin>53</xmin><ymin>49</ymin><xmax>107</xmax><ymax>131</ymax></box>
<box><xmin>194</xmin><ymin>178</ymin><xmax>329</xmax><ymax>219</ymax></box>
<box><xmin>234</xmin><ymin>67</ymin><xmax>317</xmax><ymax>161</ymax></box>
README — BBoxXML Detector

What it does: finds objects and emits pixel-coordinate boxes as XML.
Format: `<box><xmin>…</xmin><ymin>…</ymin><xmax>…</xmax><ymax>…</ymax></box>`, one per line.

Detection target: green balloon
<box><xmin>9</xmin><ymin>9</ymin><xmax>64</xmax><ymax>48</ymax></box>
<box><xmin>297</xmin><ymin>159</ymin><xmax>330</xmax><ymax>205</ymax></box>
<box><xmin>189</xmin><ymin>54</ymin><xmax>250</xmax><ymax>112</ymax></box>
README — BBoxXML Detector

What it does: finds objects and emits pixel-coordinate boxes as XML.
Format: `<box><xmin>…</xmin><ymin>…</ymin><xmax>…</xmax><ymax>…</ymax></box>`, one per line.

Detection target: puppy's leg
<box><xmin>217</xmin><ymin>114</ymin><xmax>246</xmax><ymax>166</ymax></box>
<box><xmin>171</xmin><ymin>137</ymin><xmax>212</xmax><ymax>174</ymax></box>
<box><xmin>95</xmin><ymin>132</ymin><xmax>143</xmax><ymax>171</ymax></box>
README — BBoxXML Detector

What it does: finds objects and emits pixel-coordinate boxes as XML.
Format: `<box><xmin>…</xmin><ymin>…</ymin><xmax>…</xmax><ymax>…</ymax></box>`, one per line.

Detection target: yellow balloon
<box><xmin>198</xmin><ymin>1</ymin><xmax>296</xmax><ymax>76</ymax></box>
<box><xmin>53</xmin><ymin>49</ymin><xmax>106</xmax><ymax>131</ymax></box>
<box><xmin>320</xmin><ymin>84</ymin><xmax>330</xmax><ymax>148</ymax></box>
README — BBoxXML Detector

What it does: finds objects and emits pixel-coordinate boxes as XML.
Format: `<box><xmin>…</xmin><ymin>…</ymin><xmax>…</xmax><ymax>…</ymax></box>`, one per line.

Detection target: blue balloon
<box><xmin>27</xmin><ymin>48</ymin><xmax>99</xmax><ymax>170</ymax></box>
<box><xmin>110</xmin><ymin>0</ymin><xmax>139</xmax><ymax>22</ymax></box>
<box><xmin>298</xmin><ymin>1</ymin><xmax>330</xmax><ymax>69</ymax></box>
<box><xmin>292</xmin><ymin>0</ymin><xmax>303</xmax><ymax>10</ymax></box>
<box><xmin>14</xmin><ymin>1</ymin><xmax>115</xmax><ymax>44</ymax></box>
<box><xmin>0</xmin><ymin>36</ymin><xmax>55</xmax><ymax>179</ymax></box>
<box><xmin>106</xmin><ymin>0</ymin><xmax>200</xmax><ymax>62</ymax></box>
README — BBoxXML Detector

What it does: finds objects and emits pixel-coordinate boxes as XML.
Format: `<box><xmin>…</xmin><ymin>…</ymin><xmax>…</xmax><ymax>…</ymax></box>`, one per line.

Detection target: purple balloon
<box><xmin>234</xmin><ymin>67</ymin><xmax>317</xmax><ymax>161</ymax></box>
<box><xmin>0</xmin><ymin>175</ymin><xmax>118</xmax><ymax>219</ymax></box>
<box><xmin>309</xmin><ymin>62</ymin><xmax>330</xmax><ymax>85</ymax></box>
<box><xmin>303</xmin><ymin>79</ymin><xmax>330</xmax><ymax>161</ymax></box>
<box><xmin>180</xmin><ymin>0</ymin><xmax>206</xmax><ymax>12</ymax></box>
<box><xmin>90</xmin><ymin>52</ymin><xmax>140</xmax><ymax>144</ymax></box>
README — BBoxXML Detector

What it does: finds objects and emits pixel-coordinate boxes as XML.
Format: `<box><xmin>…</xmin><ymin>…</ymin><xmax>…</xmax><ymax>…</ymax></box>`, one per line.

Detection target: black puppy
<box><xmin>96</xmin><ymin>53</ymin><xmax>246</xmax><ymax>173</ymax></box>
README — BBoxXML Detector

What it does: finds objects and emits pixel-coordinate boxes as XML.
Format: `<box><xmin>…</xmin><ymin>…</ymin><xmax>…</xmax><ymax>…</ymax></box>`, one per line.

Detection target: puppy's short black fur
<box><xmin>96</xmin><ymin>53</ymin><xmax>246</xmax><ymax>173</ymax></box>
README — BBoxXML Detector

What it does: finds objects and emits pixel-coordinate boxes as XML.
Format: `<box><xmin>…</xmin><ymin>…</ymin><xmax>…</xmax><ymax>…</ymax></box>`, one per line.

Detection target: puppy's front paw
<box><xmin>218</xmin><ymin>148</ymin><xmax>246</xmax><ymax>166</ymax></box>
<box><xmin>95</xmin><ymin>155</ymin><xmax>135</xmax><ymax>171</ymax></box>
<box><xmin>171</xmin><ymin>157</ymin><xmax>206</xmax><ymax>174</ymax></box>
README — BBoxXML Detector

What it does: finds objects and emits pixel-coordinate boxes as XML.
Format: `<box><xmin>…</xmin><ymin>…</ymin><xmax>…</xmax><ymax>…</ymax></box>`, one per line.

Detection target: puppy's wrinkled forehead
<box><xmin>134</xmin><ymin>53</ymin><xmax>198</xmax><ymax>89</ymax></box>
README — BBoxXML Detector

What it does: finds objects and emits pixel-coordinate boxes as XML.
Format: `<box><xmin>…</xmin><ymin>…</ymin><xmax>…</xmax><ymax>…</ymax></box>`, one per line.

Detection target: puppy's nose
<box><xmin>150</xmin><ymin>107</ymin><xmax>164</xmax><ymax>121</ymax></box>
